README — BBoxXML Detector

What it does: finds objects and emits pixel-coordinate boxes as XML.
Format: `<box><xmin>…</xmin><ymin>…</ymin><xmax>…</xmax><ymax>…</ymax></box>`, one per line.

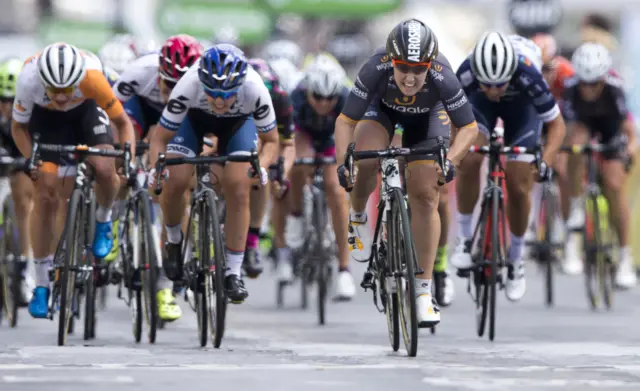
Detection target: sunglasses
<box><xmin>203</xmin><ymin>87</ymin><xmax>239</xmax><ymax>100</ymax></box>
<box><xmin>579</xmin><ymin>79</ymin><xmax>603</xmax><ymax>87</ymax></box>
<box><xmin>480</xmin><ymin>81</ymin><xmax>508</xmax><ymax>89</ymax></box>
<box><xmin>45</xmin><ymin>85</ymin><xmax>75</xmax><ymax>95</ymax></box>
<box><xmin>311</xmin><ymin>92</ymin><xmax>338</xmax><ymax>101</ymax></box>
<box><xmin>392</xmin><ymin>59</ymin><xmax>431</xmax><ymax>74</ymax></box>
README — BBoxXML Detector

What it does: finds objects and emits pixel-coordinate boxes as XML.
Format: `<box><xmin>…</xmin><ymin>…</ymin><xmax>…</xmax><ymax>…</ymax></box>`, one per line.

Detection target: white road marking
<box><xmin>0</xmin><ymin>363</ymin><xmax>420</xmax><ymax>371</ymax></box>
<box><xmin>2</xmin><ymin>376</ymin><xmax>135</xmax><ymax>383</ymax></box>
<box><xmin>422</xmin><ymin>377</ymin><xmax>638</xmax><ymax>389</ymax></box>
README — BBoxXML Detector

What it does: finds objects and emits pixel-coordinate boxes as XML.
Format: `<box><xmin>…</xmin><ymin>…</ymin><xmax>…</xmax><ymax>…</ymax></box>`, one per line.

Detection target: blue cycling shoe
<box><xmin>28</xmin><ymin>286</ymin><xmax>50</xmax><ymax>319</ymax></box>
<box><xmin>93</xmin><ymin>221</ymin><xmax>114</xmax><ymax>259</ymax></box>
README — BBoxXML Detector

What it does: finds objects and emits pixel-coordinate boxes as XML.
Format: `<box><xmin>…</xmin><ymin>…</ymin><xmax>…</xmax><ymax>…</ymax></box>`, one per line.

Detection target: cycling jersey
<box><xmin>13</xmin><ymin>53</ymin><xmax>125</xmax><ymax>124</ymax></box>
<box><xmin>509</xmin><ymin>35</ymin><xmax>543</xmax><ymax>72</ymax></box>
<box><xmin>159</xmin><ymin>64</ymin><xmax>276</xmax><ymax>133</ymax></box>
<box><xmin>103</xmin><ymin>65</ymin><xmax>120</xmax><ymax>87</ymax></box>
<box><xmin>112</xmin><ymin>53</ymin><xmax>164</xmax><ymax>111</ymax></box>
<box><xmin>250</xmin><ymin>61</ymin><xmax>293</xmax><ymax>142</ymax></box>
<box><xmin>547</xmin><ymin>56</ymin><xmax>574</xmax><ymax>100</ymax></box>
<box><xmin>291</xmin><ymin>80</ymin><xmax>349</xmax><ymax>155</ymax></box>
<box><xmin>562</xmin><ymin>74</ymin><xmax>628</xmax><ymax>156</ymax></box>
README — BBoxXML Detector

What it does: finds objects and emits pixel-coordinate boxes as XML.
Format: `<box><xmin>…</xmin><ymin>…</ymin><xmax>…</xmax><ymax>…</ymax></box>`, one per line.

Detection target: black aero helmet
<box><xmin>386</xmin><ymin>19</ymin><xmax>438</xmax><ymax>63</ymax></box>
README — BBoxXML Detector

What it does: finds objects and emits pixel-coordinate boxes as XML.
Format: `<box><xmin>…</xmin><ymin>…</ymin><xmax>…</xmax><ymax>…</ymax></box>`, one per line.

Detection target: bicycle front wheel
<box><xmin>59</xmin><ymin>189</ymin><xmax>84</xmax><ymax>346</ymax></box>
<box><xmin>83</xmin><ymin>195</ymin><xmax>96</xmax><ymax>340</ymax></box>
<box><xmin>205</xmin><ymin>191</ymin><xmax>226</xmax><ymax>348</ymax></box>
<box><xmin>138</xmin><ymin>196</ymin><xmax>158</xmax><ymax>343</ymax></box>
<box><xmin>313</xmin><ymin>192</ymin><xmax>329</xmax><ymax>326</ymax></box>
<box><xmin>389</xmin><ymin>188</ymin><xmax>418</xmax><ymax>357</ymax></box>
<box><xmin>488</xmin><ymin>187</ymin><xmax>505</xmax><ymax>342</ymax></box>
<box><xmin>0</xmin><ymin>198</ymin><xmax>17</xmax><ymax>327</ymax></box>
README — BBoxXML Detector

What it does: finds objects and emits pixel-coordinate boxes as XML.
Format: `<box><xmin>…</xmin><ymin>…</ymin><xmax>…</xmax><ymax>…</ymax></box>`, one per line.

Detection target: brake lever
<box><xmin>248</xmin><ymin>149</ymin><xmax>263</xmax><ymax>187</ymax></box>
<box><xmin>346</xmin><ymin>142</ymin><xmax>355</xmax><ymax>186</ymax></box>
<box><xmin>123</xmin><ymin>142</ymin><xmax>132</xmax><ymax>185</ymax></box>
<box><xmin>154</xmin><ymin>153</ymin><xmax>166</xmax><ymax>195</ymax></box>
<box><xmin>27</xmin><ymin>133</ymin><xmax>40</xmax><ymax>172</ymax></box>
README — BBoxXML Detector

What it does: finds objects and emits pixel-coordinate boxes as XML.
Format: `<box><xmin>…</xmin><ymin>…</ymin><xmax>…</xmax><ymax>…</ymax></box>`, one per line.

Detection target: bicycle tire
<box><xmin>540</xmin><ymin>186</ymin><xmax>556</xmax><ymax>307</ymax></box>
<box><xmin>6</xmin><ymin>199</ymin><xmax>19</xmax><ymax>328</ymax></box>
<box><xmin>384</xmin><ymin>274</ymin><xmax>400</xmax><ymax>351</ymax></box>
<box><xmin>390</xmin><ymin>188</ymin><xmax>418</xmax><ymax>357</ymax></box>
<box><xmin>0</xmin><ymin>200</ymin><xmax>12</xmax><ymax>327</ymax></box>
<box><xmin>313</xmin><ymin>191</ymin><xmax>328</xmax><ymax>326</ymax></box>
<box><xmin>592</xmin><ymin>195</ymin><xmax>613</xmax><ymax>310</ymax></box>
<box><xmin>121</xmin><ymin>203</ymin><xmax>142</xmax><ymax>343</ymax></box>
<box><xmin>583</xmin><ymin>197</ymin><xmax>598</xmax><ymax>310</ymax></box>
<box><xmin>488</xmin><ymin>187</ymin><xmax>503</xmax><ymax>342</ymax></box>
<box><xmin>58</xmin><ymin>189</ymin><xmax>83</xmax><ymax>346</ymax></box>
<box><xmin>196</xmin><ymin>199</ymin><xmax>208</xmax><ymax>347</ymax></box>
<box><xmin>83</xmin><ymin>195</ymin><xmax>97</xmax><ymax>340</ymax></box>
<box><xmin>473</xmin><ymin>204</ymin><xmax>489</xmax><ymax>338</ymax></box>
<box><xmin>139</xmin><ymin>196</ymin><xmax>158</xmax><ymax>343</ymax></box>
<box><xmin>205</xmin><ymin>191</ymin><xmax>227</xmax><ymax>348</ymax></box>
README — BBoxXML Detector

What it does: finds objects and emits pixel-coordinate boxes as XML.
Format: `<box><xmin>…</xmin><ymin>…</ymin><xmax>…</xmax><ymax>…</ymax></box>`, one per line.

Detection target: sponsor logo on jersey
<box><xmin>167</xmin><ymin>144</ymin><xmax>194</xmax><ymax>157</ymax></box>
<box><xmin>432</xmin><ymin>63</ymin><xmax>442</xmax><ymax>72</ymax></box>
<box><xmin>437</xmin><ymin>110</ymin><xmax>451</xmax><ymax>126</ymax></box>
<box><xmin>364</xmin><ymin>110</ymin><xmax>377</xmax><ymax>117</ymax></box>
<box><xmin>520</xmin><ymin>56</ymin><xmax>532</xmax><ymax>67</ymax></box>
<box><xmin>376</xmin><ymin>62</ymin><xmax>392</xmax><ymax>71</ymax></box>
<box><xmin>351</xmin><ymin>85</ymin><xmax>368</xmax><ymax>99</ymax></box>
<box><xmin>445</xmin><ymin>95</ymin><xmax>468</xmax><ymax>112</ymax></box>
<box><xmin>14</xmin><ymin>101</ymin><xmax>25</xmax><ymax>112</ymax></box>
<box><xmin>394</xmin><ymin>96</ymin><xmax>416</xmax><ymax>105</ymax></box>
<box><xmin>383</xmin><ymin>97</ymin><xmax>430</xmax><ymax>114</ymax></box>
<box><xmin>519</xmin><ymin>74</ymin><xmax>533</xmax><ymax>87</ymax></box>
<box><xmin>429</xmin><ymin>68</ymin><xmax>444</xmax><ymax>82</ymax></box>
<box><xmin>407</xmin><ymin>21</ymin><xmax>422</xmax><ymax>62</ymax></box>
<box><xmin>93</xmin><ymin>124</ymin><xmax>108</xmax><ymax>135</ymax></box>
<box><xmin>380</xmin><ymin>55</ymin><xmax>389</xmax><ymax>63</ymax></box>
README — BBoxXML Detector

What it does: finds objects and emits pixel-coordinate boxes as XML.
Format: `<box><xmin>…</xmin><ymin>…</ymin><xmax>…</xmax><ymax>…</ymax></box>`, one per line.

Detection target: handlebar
<box><xmin>0</xmin><ymin>156</ymin><xmax>29</xmax><ymax>173</ymax></box>
<box><xmin>560</xmin><ymin>143</ymin><xmax>623</xmax><ymax>155</ymax></box>
<box><xmin>154</xmin><ymin>149</ymin><xmax>261</xmax><ymax>195</ymax></box>
<box><xmin>115</xmin><ymin>141</ymin><xmax>150</xmax><ymax>157</ymax></box>
<box><xmin>294</xmin><ymin>156</ymin><xmax>337</xmax><ymax>166</ymax></box>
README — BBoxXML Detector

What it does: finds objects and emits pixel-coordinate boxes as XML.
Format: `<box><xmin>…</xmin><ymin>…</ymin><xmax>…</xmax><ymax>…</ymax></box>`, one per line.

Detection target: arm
<box><xmin>335</xmin><ymin>115</ymin><xmax>358</xmax><ymax>165</ymax></box>
<box><xmin>111</xmin><ymin>112</ymin><xmax>136</xmax><ymax>156</ymax></box>
<box><xmin>149</xmin><ymin>124</ymin><xmax>176</xmax><ymax>169</ymax></box>
<box><xmin>623</xmin><ymin>118</ymin><xmax>637</xmax><ymax>155</ymax></box>
<box><xmin>542</xmin><ymin>114</ymin><xmax>566</xmax><ymax>165</ymax></box>
<box><xmin>11</xmin><ymin>120</ymin><xmax>32</xmax><ymax>158</ymax></box>
<box><xmin>258</xmin><ymin>128</ymin><xmax>279</xmax><ymax>168</ymax></box>
<box><xmin>280</xmin><ymin>138</ymin><xmax>295</xmax><ymax>178</ymax></box>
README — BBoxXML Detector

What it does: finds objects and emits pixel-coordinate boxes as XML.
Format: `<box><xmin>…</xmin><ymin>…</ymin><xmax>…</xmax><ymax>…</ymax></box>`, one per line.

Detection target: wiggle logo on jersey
<box><xmin>438</xmin><ymin>110</ymin><xmax>450</xmax><ymax>126</ymax></box>
<box><xmin>407</xmin><ymin>21</ymin><xmax>422</xmax><ymax>62</ymax></box>
<box><xmin>394</xmin><ymin>96</ymin><xmax>416</xmax><ymax>106</ymax></box>
<box><xmin>380</xmin><ymin>55</ymin><xmax>389</xmax><ymax>63</ymax></box>
<box><xmin>433</xmin><ymin>64</ymin><xmax>442</xmax><ymax>72</ymax></box>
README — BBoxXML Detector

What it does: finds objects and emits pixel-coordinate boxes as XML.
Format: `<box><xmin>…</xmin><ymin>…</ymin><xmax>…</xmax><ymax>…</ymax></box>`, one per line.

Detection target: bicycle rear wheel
<box><xmin>313</xmin><ymin>192</ymin><xmax>328</xmax><ymax>326</ymax></box>
<box><xmin>195</xmin><ymin>199</ymin><xmax>209</xmax><ymax>347</ymax></box>
<box><xmin>488</xmin><ymin>187</ymin><xmax>504</xmax><ymax>342</ymax></box>
<box><xmin>583</xmin><ymin>196</ymin><xmax>599</xmax><ymax>310</ymax></box>
<box><xmin>0</xmin><ymin>199</ymin><xmax>15</xmax><ymax>327</ymax></box>
<box><xmin>59</xmin><ymin>189</ymin><xmax>84</xmax><ymax>346</ymax></box>
<box><xmin>121</xmin><ymin>202</ymin><xmax>142</xmax><ymax>343</ymax></box>
<box><xmin>389</xmin><ymin>188</ymin><xmax>418</xmax><ymax>357</ymax></box>
<box><xmin>83</xmin><ymin>195</ymin><xmax>96</xmax><ymax>340</ymax></box>
<box><xmin>592</xmin><ymin>195</ymin><xmax>613</xmax><ymax>310</ymax></box>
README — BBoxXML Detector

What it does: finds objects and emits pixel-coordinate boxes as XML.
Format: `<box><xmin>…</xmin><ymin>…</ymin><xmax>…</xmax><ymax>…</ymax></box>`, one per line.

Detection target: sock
<box><xmin>338</xmin><ymin>265</ymin><xmax>349</xmax><ymax>272</ymax></box>
<box><xmin>457</xmin><ymin>212</ymin><xmax>474</xmax><ymax>238</ymax></box>
<box><xmin>34</xmin><ymin>256</ymin><xmax>53</xmax><ymax>287</ymax></box>
<box><xmin>434</xmin><ymin>246</ymin><xmax>447</xmax><ymax>273</ymax></box>
<box><xmin>225</xmin><ymin>248</ymin><xmax>244</xmax><ymax>276</ymax></box>
<box><xmin>276</xmin><ymin>247</ymin><xmax>291</xmax><ymax>264</ymax></box>
<box><xmin>166</xmin><ymin>224</ymin><xmax>182</xmax><ymax>244</ymax></box>
<box><xmin>112</xmin><ymin>199</ymin><xmax>126</xmax><ymax>219</ymax></box>
<box><xmin>415</xmin><ymin>278</ymin><xmax>432</xmax><ymax>295</ymax></box>
<box><xmin>350</xmin><ymin>208</ymin><xmax>367</xmax><ymax>223</ymax></box>
<box><xmin>569</xmin><ymin>197</ymin><xmax>583</xmax><ymax>212</ymax></box>
<box><xmin>96</xmin><ymin>205</ymin><xmax>113</xmax><ymax>223</ymax></box>
<box><xmin>621</xmin><ymin>246</ymin><xmax>632</xmax><ymax>261</ymax></box>
<box><xmin>292</xmin><ymin>210</ymin><xmax>303</xmax><ymax>218</ymax></box>
<box><xmin>246</xmin><ymin>227</ymin><xmax>260</xmax><ymax>250</ymax></box>
<box><xmin>508</xmin><ymin>233</ymin><xmax>525</xmax><ymax>263</ymax></box>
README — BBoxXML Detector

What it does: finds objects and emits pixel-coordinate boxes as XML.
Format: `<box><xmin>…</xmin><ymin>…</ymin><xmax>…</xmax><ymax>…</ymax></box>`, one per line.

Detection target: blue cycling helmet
<box><xmin>198</xmin><ymin>44</ymin><xmax>248</xmax><ymax>92</ymax></box>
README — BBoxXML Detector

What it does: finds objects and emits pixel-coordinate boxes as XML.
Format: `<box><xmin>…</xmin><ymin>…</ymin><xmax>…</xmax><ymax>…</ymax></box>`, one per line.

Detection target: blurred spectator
<box><xmin>580</xmin><ymin>13</ymin><xmax>618</xmax><ymax>52</ymax></box>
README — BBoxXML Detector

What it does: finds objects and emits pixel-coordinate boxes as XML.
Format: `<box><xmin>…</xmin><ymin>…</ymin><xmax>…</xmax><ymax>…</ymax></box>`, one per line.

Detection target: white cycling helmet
<box><xmin>471</xmin><ymin>31</ymin><xmax>518</xmax><ymax>85</ymax></box>
<box><xmin>262</xmin><ymin>39</ymin><xmax>303</xmax><ymax>68</ymax></box>
<box><xmin>268</xmin><ymin>57</ymin><xmax>302</xmax><ymax>93</ymax></box>
<box><xmin>38</xmin><ymin>42</ymin><xmax>86</xmax><ymax>89</ymax></box>
<box><xmin>572</xmin><ymin>42</ymin><xmax>612</xmax><ymax>83</ymax></box>
<box><xmin>305</xmin><ymin>55</ymin><xmax>345</xmax><ymax>97</ymax></box>
<box><xmin>98</xmin><ymin>41</ymin><xmax>136</xmax><ymax>73</ymax></box>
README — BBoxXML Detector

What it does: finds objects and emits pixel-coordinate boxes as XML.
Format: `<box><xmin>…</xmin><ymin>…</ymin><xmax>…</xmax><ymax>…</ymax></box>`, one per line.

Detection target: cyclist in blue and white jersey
<box><xmin>149</xmin><ymin>44</ymin><xmax>280</xmax><ymax>303</ymax></box>
<box><xmin>451</xmin><ymin>31</ymin><xmax>566</xmax><ymax>302</ymax></box>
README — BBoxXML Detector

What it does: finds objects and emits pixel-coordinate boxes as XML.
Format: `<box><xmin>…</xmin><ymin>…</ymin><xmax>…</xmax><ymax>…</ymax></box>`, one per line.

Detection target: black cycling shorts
<box><xmin>28</xmin><ymin>100</ymin><xmax>114</xmax><ymax>165</ymax></box>
<box><xmin>580</xmin><ymin>117</ymin><xmax>624</xmax><ymax>160</ymax></box>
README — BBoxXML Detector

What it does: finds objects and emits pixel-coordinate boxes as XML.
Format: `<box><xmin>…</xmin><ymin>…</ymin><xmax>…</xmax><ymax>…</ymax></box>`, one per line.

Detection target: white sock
<box><xmin>165</xmin><ymin>224</ymin><xmax>182</xmax><ymax>244</ymax></box>
<box><xmin>457</xmin><ymin>212</ymin><xmax>474</xmax><ymax>238</ymax></box>
<box><xmin>350</xmin><ymin>208</ymin><xmax>367</xmax><ymax>223</ymax></box>
<box><xmin>276</xmin><ymin>247</ymin><xmax>291</xmax><ymax>264</ymax></box>
<box><xmin>415</xmin><ymin>278</ymin><xmax>432</xmax><ymax>295</ymax></box>
<box><xmin>508</xmin><ymin>233</ymin><xmax>525</xmax><ymax>263</ymax></box>
<box><xmin>226</xmin><ymin>250</ymin><xmax>244</xmax><ymax>276</ymax></box>
<box><xmin>569</xmin><ymin>197</ymin><xmax>583</xmax><ymax>212</ymax></box>
<box><xmin>621</xmin><ymin>246</ymin><xmax>632</xmax><ymax>261</ymax></box>
<box><xmin>96</xmin><ymin>205</ymin><xmax>113</xmax><ymax>223</ymax></box>
<box><xmin>156</xmin><ymin>270</ymin><xmax>173</xmax><ymax>290</ymax></box>
<box><xmin>34</xmin><ymin>256</ymin><xmax>53</xmax><ymax>287</ymax></box>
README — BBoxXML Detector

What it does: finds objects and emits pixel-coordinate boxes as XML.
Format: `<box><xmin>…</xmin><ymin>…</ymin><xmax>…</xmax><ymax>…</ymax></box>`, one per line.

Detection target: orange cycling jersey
<box><xmin>547</xmin><ymin>56</ymin><xmax>574</xmax><ymax>100</ymax></box>
<box><xmin>12</xmin><ymin>51</ymin><xmax>124</xmax><ymax>124</ymax></box>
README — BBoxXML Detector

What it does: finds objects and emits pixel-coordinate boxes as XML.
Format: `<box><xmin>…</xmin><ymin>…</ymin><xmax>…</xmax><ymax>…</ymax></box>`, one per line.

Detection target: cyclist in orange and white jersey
<box><xmin>11</xmin><ymin>42</ymin><xmax>135</xmax><ymax>318</ymax></box>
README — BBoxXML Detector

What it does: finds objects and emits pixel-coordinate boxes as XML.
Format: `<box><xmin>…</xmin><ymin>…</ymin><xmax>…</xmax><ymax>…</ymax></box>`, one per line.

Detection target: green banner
<box><xmin>157</xmin><ymin>0</ymin><xmax>273</xmax><ymax>45</ymax></box>
<box><xmin>39</xmin><ymin>19</ymin><xmax>114</xmax><ymax>52</ymax></box>
<box><xmin>260</xmin><ymin>0</ymin><xmax>401</xmax><ymax>17</ymax></box>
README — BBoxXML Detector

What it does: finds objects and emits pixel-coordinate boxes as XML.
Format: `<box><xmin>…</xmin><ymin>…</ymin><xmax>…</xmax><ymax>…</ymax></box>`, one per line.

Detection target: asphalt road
<box><xmin>1</xmin><ymin>259</ymin><xmax>640</xmax><ymax>391</ymax></box>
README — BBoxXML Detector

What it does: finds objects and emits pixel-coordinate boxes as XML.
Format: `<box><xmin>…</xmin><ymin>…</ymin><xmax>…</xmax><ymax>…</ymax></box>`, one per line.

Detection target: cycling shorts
<box><xmin>123</xmin><ymin>96</ymin><xmax>162</xmax><ymax>140</ymax></box>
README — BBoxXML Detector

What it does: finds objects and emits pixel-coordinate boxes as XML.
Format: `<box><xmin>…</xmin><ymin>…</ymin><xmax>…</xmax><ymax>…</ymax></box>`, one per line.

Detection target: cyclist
<box><xmin>12</xmin><ymin>43</ymin><xmax>135</xmax><ymax>318</ymax></box>
<box><xmin>286</xmin><ymin>56</ymin><xmax>355</xmax><ymax>300</ymax></box>
<box><xmin>563</xmin><ymin>43</ymin><xmax>637</xmax><ymax>289</ymax></box>
<box><xmin>112</xmin><ymin>34</ymin><xmax>204</xmax><ymax>321</ymax></box>
<box><xmin>451</xmin><ymin>32</ymin><xmax>566</xmax><ymax>301</ymax></box>
<box><xmin>243</xmin><ymin>58</ymin><xmax>294</xmax><ymax>279</ymax></box>
<box><xmin>335</xmin><ymin>19</ymin><xmax>479</xmax><ymax>326</ymax></box>
<box><xmin>268</xmin><ymin>57</ymin><xmax>303</xmax><ymax>96</ymax></box>
<box><xmin>0</xmin><ymin>58</ymin><xmax>35</xmax><ymax>305</ymax></box>
<box><xmin>530</xmin><ymin>33</ymin><xmax>579</xmax><ymax>274</ymax></box>
<box><xmin>262</xmin><ymin>39</ymin><xmax>303</xmax><ymax>69</ymax></box>
<box><xmin>98</xmin><ymin>41</ymin><xmax>137</xmax><ymax>74</ymax></box>
<box><xmin>149</xmin><ymin>44</ymin><xmax>280</xmax><ymax>303</ymax></box>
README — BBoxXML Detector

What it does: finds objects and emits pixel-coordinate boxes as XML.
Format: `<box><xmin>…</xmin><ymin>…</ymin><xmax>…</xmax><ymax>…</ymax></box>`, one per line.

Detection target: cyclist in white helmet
<box><xmin>451</xmin><ymin>31</ymin><xmax>566</xmax><ymax>302</ymax></box>
<box><xmin>267</xmin><ymin>57</ymin><xmax>303</xmax><ymax>94</ymax></box>
<box><xmin>284</xmin><ymin>56</ymin><xmax>356</xmax><ymax>300</ymax></box>
<box><xmin>98</xmin><ymin>41</ymin><xmax>137</xmax><ymax>74</ymax></box>
<box><xmin>262</xmin><ymin>39</ymin><xmax>303</xmax><ymax>69</ymax></box>
<box><xmin>563</xmin><ymin>43</ymin><xmax>637</xmax><ymax>288</ymax></box>
<box><xmin>12</xmin><ymin>42</ymin><xmax>135</xmax><ymax>318</ymax></box>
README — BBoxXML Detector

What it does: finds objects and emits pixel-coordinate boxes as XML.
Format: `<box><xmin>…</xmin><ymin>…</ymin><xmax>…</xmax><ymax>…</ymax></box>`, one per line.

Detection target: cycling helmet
<box><xmin>571</xmin><ymin>42</ymin><xmax>611</xmax><ymax>83</ymax></box>
<box><xmin>386</xmin><ymin>19</ymin><xmax>439</xmax><ymax>63</ymax></box>
<box><xmin>267</xmin><ymin>57</ymin><xmax>301</xmax><ymax>93</ymax></box>
<box><xmin>305</xmin><ymin>55</ymin><xmax>346</xmax><ymax>97</ymax></box>
<box><xmin>38</xmin><ymin>42</ymin><xmax>86</xmax><ymax>89</ymax></box>
<box><xmin>471</xmin><ymin>31</ymin><xmax>518</xmax><ymax>85</ymax></box>
<box><xmin>214</xmin><ymin>26</ymin><xmax>239</xmax><ymax>46</ymax></box>
<box><xmin>98</xmin><ymin>41</ymin><xmax>136</xmax><ymax>73</ymax></box>
<box><xmin>262</xmin><ymin>39</ymin><xmax>303</xmax><ymax>68</ymax></box>
<box><xmin>159</xmin><ymin>35</ymin><xmax>203</xmax><ymax>82</ymax></box>
<box><xmin>198</xmin><ymin>45</ymin><xmax>248</xmax><ymax>91</ymax></box>
<box><xmin>0</xmin><ymin>58</ymin><xmax>23</xmax><ymax>98</ymax></box>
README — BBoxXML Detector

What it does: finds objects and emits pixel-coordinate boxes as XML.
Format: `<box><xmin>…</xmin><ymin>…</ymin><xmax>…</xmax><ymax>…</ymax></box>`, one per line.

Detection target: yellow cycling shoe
<box><xmin>157</xmin><ymin>288</ymin><xmax>182</xmax><ymax>322</ymax></box>
<box><xmin>104</xmin><ymin>219</ymin><xmax>119</xmax><ymax>262</ymax></box>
